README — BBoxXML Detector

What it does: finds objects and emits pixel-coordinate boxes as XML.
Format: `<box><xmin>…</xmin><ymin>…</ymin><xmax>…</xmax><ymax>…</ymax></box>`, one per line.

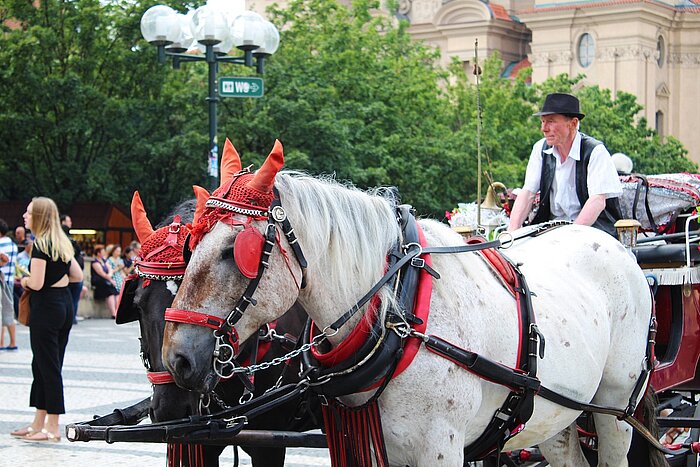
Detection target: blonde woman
<box><xmin>10</xmin><ymin>197</ymin><xmax>83</xmax><ymax>442</ymax></box>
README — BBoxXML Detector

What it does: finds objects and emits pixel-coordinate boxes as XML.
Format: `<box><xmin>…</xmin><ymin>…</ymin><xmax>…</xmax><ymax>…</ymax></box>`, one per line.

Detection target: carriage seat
<box><xmin>632</xmin><ymin>243</ymin><xmax>700</xmax><ymax>267</ymax></box>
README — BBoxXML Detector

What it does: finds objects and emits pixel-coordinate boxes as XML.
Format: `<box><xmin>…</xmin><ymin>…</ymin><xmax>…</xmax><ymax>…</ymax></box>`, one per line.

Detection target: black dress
<box><xmin>92</xmin><ymin>257</ymin><xmax>118</xmax><ymax>300</ymax></box>
<box><xmin>28</xmin><ymin>244</ymin><xmax>73</xmax><ymax>414</ymax></box>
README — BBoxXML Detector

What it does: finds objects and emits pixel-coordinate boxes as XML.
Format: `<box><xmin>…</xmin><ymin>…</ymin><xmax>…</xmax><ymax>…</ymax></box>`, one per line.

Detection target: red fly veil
<box><xmin>187</xmin><ymin>139</ymin><xmax>285</xmax><ymax>278</ymax></box>
<box><xmin>131</xmin><ymin>191</ymin><xmax>189</xmax><ymax>281</ymax></box>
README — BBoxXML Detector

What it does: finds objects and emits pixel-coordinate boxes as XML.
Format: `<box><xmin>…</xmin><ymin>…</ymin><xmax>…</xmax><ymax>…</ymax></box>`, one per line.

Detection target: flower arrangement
<box><xmin>445</xmin><ymin>203</ymin><xmax>509</xmax><ymax>231</ymax></box>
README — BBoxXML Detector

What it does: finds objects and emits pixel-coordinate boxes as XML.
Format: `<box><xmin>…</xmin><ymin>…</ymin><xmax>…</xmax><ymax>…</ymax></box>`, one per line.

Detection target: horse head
<box><xmin>116</xmin><ymin>191</ymin><xmax>199</xmax><ymax>421</ymax></box>
<box><xmin>163</xmin><ymin>139</ymin><xmax>305</xmax><ymax>393</ymax></box>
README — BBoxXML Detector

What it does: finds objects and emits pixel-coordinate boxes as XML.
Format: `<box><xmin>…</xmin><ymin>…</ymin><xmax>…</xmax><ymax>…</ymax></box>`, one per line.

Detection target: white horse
<box><xmin>163</xmin><ymin>141</ymin><xmax>654</xmax><ymax>466</ymax></box>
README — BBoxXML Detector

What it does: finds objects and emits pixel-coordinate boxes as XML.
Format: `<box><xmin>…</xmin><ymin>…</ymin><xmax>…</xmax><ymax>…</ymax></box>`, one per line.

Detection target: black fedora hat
<box><xmin>533</xmin><ymin>93</ymin><xmax>585</xmax><ymax>120</ymax></box>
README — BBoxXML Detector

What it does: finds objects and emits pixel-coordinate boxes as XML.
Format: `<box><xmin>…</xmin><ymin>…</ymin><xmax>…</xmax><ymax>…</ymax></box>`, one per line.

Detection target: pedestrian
<box><xmin>14</xmin><ymin>225</ymin><xmax>26</xmax><ymax>245</ymax></box>
<box><xmin>105</xmin><ymin>244</ymin><xmax>126</xmax><ymax>293</ymax></box>
<box><xmin>91</xmin><ymin>244</ymin><xmax>119</xmax><ymax>318</ymax></box>
<box><xmin>0</xmin><ymin>218</ymin><xmax>18</xmax><ymax>351</ymax></box>
<box><xmin>10</xmin><ymin>197</ymin><xmax>83</xmax><ymax>442</ymax></box>
<box><xmin>60</xmin><ymin>214</ymin><xmax>85</xmax><ymax>324</ymax></box>
<box><xmin>129</xmin><ymin>240</ymin><xmax>142</xmax><ymax>261</ymax></box>
<box><xmin>507</xmin><ymin>93</ymin><xmax>623</xmax><ymax>236</ymax></box>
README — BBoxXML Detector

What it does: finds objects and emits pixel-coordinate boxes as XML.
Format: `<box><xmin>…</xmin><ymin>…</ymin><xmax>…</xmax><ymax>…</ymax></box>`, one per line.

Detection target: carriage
<box><xmin>66</xmin><ymin>142</ymin><xmax>700</xmax><ymax>467</ymax></box>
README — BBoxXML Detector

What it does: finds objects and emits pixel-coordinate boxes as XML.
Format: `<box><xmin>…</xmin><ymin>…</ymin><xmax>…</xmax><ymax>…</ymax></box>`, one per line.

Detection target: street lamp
<box><xmin>140</xmin><ymin>3</ymin><xmax>279</xmax><ymax>190</ymax></box>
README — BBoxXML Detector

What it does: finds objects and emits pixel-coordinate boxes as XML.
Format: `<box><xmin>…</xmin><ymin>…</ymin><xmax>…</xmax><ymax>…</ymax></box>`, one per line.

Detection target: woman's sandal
<box><xmin>10</xmin><ymin>426</ymin><xmax>36</xmax><ymax>438</ymax></box>
<box><xmin>22</xmin><ymin>429</ymin><xmax>60</xmax><ymax>443</ymax></box>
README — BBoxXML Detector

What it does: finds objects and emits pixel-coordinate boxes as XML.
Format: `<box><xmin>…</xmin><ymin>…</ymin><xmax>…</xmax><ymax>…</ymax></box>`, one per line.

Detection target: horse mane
<box><xmin>274</xmin><ymin>172</ymin><xmax>402</xmax><ymax>314</ymax></box>
<box><xmin>155</xmin><ymin>198</ymin><xmax>196</xmax><ymax>229</ymax></box>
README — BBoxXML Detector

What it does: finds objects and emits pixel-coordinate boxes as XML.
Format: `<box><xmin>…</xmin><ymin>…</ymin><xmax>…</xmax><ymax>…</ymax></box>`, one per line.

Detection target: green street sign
<box><xmin>219</xmin><ymin>77</ymin><xmax>264</xmax><ymax>98</ymax></box>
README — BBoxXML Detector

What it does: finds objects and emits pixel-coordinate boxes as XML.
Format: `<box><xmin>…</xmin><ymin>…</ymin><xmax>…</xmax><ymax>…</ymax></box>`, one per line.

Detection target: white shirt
<box><xmin>522</xmin><ymin>132</ymin><xmax>622</xmax><ymax>221</ymax></box>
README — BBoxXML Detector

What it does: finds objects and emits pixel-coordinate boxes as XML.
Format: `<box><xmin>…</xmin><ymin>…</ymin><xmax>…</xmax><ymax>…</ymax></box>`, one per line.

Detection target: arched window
<box><xmin>578</xmin><ymin>33</ymin><xmax>595</xmax><ymax>68</ymax></box>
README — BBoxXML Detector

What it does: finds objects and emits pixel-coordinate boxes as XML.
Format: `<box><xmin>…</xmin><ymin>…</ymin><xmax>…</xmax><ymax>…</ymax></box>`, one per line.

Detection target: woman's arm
<box><xmin>92</xmin><ymin>260</ymin><xmax>111</xmax><ymax>279</ymax></box>
<box><xmin>69</xmin><ymin>258</ymin><xmax>83</xmax><ymax>283</ymax></box>
<box><xmin>21</xmin><ymin>258</ymin><xmax>46</xmax><ymax>290</ymax></box>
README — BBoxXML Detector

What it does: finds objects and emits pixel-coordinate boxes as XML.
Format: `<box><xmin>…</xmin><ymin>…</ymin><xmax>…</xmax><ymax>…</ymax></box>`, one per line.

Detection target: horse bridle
<box><xmin>133</xmin><ymin>218</ymin><xmax>188</xmax><ymax>386</ymax></box>
<box><xmin>165</xmin><ymin>186</ymin><xmax>308</xmax><ymax>380</ymax></box>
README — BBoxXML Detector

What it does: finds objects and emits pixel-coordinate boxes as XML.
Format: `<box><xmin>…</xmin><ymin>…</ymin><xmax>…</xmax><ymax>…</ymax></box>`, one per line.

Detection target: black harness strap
<box><xmin>327</xmin><ymin>238</ymin><xmax>502</xmax><ymax>332</ymax></box>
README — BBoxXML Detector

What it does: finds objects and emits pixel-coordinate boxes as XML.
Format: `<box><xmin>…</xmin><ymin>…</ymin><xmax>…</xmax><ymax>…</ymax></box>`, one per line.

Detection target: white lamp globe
<box><xmin>140</xmin><ymin>5</ymin><xmax>181</xmax><ymax>44</ymax></box>
<box><xmin>231</xmin><ymin>11</ymin><xmax>266</xmax><ymax>51</ymax></box>
<box><xmin>254</xmin><ymin>20</ymin><xmax>279</xmax><ymax>55</ymax></box>
<box><xmin>166</xmin><ymin>12</ymin><xmax>194</xmax><ymax>52</ymax></box>
<box><xmin>191</xmin><ymin>4</ymin><xmax>231</xmax><ymax>47</ymax></box>
<box><xmin>207</xmin><ymin>0</ymin><xmax>245</xmax><ymax>20</ymax></box>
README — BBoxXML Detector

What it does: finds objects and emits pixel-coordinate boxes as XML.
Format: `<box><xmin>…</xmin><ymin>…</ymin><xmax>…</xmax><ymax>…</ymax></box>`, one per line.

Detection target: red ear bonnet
<box><xmin>192</xmin><ymin>185</ymin><xmax>210</xmax><ymax>226</ymax></box>
<box><xmin>131</xmin><ymin>191</ymin><xmax>155</xmax><ymax>243</ymax></box>
<box><xmin>220</xmin><ymin>138</ymin><xmax>242</xmax><ymax>185</ymax></box>
<box><xmin>188</xmin><ymin>139</ymin><xmax>285</xmax><ymax>250</ymax></box>
<box><xmin>248</xmin><ymin>140</ymin><xmax>284</xmax><ymax>194</ymax></box>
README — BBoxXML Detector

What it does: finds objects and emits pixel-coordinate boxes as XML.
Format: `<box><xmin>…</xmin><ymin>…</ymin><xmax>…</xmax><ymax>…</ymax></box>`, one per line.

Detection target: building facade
<box><xmin>400</xmin><ymin>0</ymin><xmax>700</xmax><ymax>163</ymax></box>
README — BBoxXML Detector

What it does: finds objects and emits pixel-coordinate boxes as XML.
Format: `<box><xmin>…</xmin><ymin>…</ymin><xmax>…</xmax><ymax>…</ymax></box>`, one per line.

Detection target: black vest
<box><xmin>531</xmin><ymin>133</ymin><xmax>622</xmax><ymax>236</ymax></box>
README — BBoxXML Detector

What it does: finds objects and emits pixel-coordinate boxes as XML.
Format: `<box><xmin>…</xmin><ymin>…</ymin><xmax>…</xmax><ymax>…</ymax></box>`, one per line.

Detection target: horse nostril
<box><xmin>171</xmin><ymin>351</ymin><xmax>194</xmax><ymax>382</ymax></box>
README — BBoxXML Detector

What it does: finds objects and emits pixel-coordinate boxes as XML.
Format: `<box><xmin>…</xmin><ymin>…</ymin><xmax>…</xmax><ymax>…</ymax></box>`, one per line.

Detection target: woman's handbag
<box><xmin>18</xmin><ymin>289</ymin><xmax>31</xmax><ymax>326</ymax></box>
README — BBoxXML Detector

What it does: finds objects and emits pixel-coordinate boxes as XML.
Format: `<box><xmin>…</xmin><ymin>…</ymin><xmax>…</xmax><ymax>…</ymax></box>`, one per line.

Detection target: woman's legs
<box><xmin>106</xmin><ymin>294</ymin><xmax>117</xmax><ymax>318</ymax></box>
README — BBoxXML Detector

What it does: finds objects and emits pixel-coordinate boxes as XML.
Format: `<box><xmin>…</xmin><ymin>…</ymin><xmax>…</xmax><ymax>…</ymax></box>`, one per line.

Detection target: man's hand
<box><xmin>0</xmin><ymin>252</ymin><xmax>8</xmax><ymax>267</ymax></box>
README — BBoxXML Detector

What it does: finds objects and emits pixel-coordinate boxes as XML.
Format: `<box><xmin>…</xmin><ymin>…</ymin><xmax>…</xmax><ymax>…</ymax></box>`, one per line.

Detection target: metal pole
<box><xmin>206</xmin><ymin>44</ymin><xmax>219</xmax><ymax>191</ymax></box>
<box><xmin>474</xmin><ymin>38</ymin><xmax>482</xmax><ymax>230</ymax></box>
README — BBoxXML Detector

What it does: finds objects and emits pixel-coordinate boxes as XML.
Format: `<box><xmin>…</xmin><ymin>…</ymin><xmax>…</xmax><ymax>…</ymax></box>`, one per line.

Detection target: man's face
<box><xmin>540</xmin><ymin>114</ymin><xmax>577</xmax><ymax>149</ymax></box>
<box><xmin>15</xmin><ymin>226</ymin><xmax>25</xmax><ymax>240</ymax></box>
<box><xmin>62</xmin><ymin>216</ymin><xmax>72</xmax><ymax>228</ymax></box>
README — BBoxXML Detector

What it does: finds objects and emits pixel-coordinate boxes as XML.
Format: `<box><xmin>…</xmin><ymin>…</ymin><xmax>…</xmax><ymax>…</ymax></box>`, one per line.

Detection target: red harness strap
<box><xmin>165</xmin><ymin>308</ymin><xmax>240</xmax><ymax>355</ymax></box>
<box><xmin>309</xmin><ymin>225</ymin><xmax>433</xmax><ymax>391</ymax></box>
<box><xmin>147</xmin><ymin>371</ymin><xmax>175</xmax><ymax>385</ymax></box>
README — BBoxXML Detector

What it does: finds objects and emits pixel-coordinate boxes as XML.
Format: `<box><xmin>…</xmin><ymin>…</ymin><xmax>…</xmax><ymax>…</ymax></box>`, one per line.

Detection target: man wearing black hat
<box><xmin>507</xmin><ymin>93</ymin><xmax>622</xmax><ymax>235</ymax></box>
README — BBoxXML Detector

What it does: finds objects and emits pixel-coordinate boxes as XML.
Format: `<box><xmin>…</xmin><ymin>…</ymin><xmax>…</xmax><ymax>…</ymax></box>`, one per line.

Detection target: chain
<box><xmin>229</xmin><ymin>331</ymin><xmax>328</xmax><ymax>376</ymax></box>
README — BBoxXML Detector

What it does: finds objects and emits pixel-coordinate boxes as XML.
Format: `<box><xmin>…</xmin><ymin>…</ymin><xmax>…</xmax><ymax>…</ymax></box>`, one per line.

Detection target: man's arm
<box><xmin>507</xmin><ymin>189</ymin><xmax>536</xmax><ymax>231</ymax></box>
<box><xmin>574</xmin><ymin>194</ymin><xmax>606</xmax><ymax>226</ymax></box>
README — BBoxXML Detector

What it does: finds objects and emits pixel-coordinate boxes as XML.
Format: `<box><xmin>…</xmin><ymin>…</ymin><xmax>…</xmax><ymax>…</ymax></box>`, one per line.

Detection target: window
<box><xmin>657</xmin><ymin>35</ymin><xmax>665</xmax><ymax>68</ymax></box>
<box><xmin>578</xmin><ymin>33</ymin><xmax>595</xmax><ymax>68</ymax></box>
<box><xmin>656</xmin><ymin>111</ymin><xmax>665</xmax><ymax>137</ymax></box>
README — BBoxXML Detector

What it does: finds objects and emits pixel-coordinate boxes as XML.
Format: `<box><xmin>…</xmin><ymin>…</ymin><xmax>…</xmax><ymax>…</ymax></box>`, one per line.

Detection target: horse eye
<box><xmin>221</xmin><ymin>247</ymin><xmax>234</xmax><ymax>261</ymax></box>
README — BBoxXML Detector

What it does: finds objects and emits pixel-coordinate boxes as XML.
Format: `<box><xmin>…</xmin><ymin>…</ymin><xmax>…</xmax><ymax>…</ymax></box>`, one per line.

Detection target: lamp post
<box><xmin>140</xmin><ymin>3</ymin><xmax>279</xmax><ymax>190</ymax></box>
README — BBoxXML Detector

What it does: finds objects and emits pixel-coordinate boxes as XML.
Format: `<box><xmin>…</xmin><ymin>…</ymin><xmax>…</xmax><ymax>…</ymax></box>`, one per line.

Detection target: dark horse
<box><xmin>116</xmin><ymin>190</ymin><xmax>317</xmax><ymax>467</ymax></box>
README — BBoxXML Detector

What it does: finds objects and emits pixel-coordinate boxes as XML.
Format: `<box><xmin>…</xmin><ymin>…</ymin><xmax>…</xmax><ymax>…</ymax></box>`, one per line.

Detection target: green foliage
<box><xmin>219</xmin><ymin>0</ymin><xmax>461</xmax><ymax>216</ymax></box>
<box><xmin>0</xmin><ymin>0</ymin><xmax>205</xmax><ymax>218</ymax></box>
<box><xmin>0</xmin><ymin>0</ymin><xmax>695</xmax><ymax>222</ymax></box>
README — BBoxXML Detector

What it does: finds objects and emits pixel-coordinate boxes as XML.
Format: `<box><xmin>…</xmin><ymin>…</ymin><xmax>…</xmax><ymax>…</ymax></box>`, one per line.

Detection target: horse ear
<box><xmin>192</xmin><ymin>185</ymin><xmax>210</xmax><ymax>225</ymax></box>
<box><xmin>248</xmin><ymin>139</ymin><xmax>284</xmax><ymax>193</ymax></box>
<box><xmin>221</xmin><ymin>138</ymin><xmax>242</xmax><ymax>185</ymax></box>
<box><xmin>131</xmin><ymin>191</ymin><xmax>154</xmax><ymax>243</ymax></box>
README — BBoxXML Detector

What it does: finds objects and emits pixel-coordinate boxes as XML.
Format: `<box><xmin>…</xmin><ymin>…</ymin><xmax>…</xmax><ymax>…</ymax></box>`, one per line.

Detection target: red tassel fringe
<box><xmin>322</xmin><ymin>399</ymin><xmax>389</xmax><ymax>467</ymax></box>
<box><xmin>166</xmin><ymin>442</ymin><xmax>205</xmax><ymax>467</ymax></box>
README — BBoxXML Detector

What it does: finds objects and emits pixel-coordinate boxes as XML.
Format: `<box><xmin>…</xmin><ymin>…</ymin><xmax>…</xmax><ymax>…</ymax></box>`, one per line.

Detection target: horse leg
<box><xmin>592</xmin><ymin>412</ymin><xmax>632</xmax><ymax>467</ymax></box>
<box><xmin>538</xmin><ymin>422</ymin><xmax>590</xmax><ymax>467</ymax></box>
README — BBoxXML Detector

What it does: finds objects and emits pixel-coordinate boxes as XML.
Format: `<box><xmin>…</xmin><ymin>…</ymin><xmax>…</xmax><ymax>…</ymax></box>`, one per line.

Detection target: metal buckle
<box><xmin>224</xmin><ymin>415</ymin><xmax>248</xmax><ymax>428</ymax></box>
<box><xmin>410</xmin><ymin>257</ymin><xmax>425</xmax><ymax>268</ymax></box>
<box><xmin>270</xmin><ymin>205</ymin><xmax>287</xmax><ymax>223</ymax></box>
<box><xmin>498</xmin><ymin>231</ymin><xmax>514</xmax><ymax>249</ymax></box>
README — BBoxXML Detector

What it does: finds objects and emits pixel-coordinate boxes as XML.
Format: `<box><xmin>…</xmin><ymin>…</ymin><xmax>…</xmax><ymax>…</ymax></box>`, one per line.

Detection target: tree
<box><xmin>218</xmin><ymin>0</ymin><xmax>466</xmax><ymax>216</ymax></box>
<box><xmin>0</xmin><ymin>0</ymin><xmax>205</xmax><ymax>218</ymax></box>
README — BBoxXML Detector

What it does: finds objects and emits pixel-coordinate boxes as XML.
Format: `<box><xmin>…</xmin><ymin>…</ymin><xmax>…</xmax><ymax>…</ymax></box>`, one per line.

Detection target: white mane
<box><xmin>274</xmin><ymin>172</ymin><xmax>402</xmax><ymax>317</ymax></box>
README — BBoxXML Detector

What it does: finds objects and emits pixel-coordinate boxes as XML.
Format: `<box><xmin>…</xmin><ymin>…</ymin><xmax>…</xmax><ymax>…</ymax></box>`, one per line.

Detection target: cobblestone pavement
<box><xmin>1</xmin><ymin>319</ymin><xmax>330</xmax><ymax>466</ymax></box>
